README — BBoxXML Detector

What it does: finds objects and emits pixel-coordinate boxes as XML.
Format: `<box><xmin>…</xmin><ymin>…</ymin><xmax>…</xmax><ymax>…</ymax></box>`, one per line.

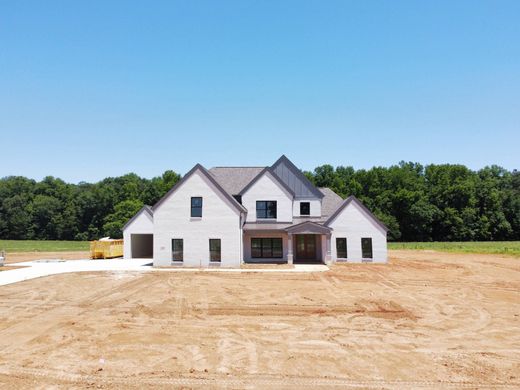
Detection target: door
<box><xmin>295</xmin><ymin>234</ymin><xmax>316</xmax><ymax>260</ymax></box>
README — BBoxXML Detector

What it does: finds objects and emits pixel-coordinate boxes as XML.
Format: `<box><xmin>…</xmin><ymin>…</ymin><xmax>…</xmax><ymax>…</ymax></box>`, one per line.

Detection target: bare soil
<box><xmin>4</xmin><ymin>251</ymin><xmax>90</xmax><ymax>264</ymax></box>
<box><xmin>0</xmin><ymin>266</ymin><xmax>24</xmax><ymax>272</ymax></box>
<box><xmin>0</xmin><ymin>250</ymin><xmax>518</xmax><ymax>389</ymax></box>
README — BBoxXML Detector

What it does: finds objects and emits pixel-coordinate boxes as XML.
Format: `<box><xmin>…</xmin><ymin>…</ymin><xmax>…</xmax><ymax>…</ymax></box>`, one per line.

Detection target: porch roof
<box><xmin>243</xmin><ymin>222</ymin><xmax>293</xmax><ymax>231</ymax></box>
<box><xmin>243</xmin><ymin>220</ymin><xmax>332</xmax><ymax>234</ymax></box>
<box><xmin>285</xmin><ymin>221</ymin><xmax>332</xmax><ymax>234</ymax></box>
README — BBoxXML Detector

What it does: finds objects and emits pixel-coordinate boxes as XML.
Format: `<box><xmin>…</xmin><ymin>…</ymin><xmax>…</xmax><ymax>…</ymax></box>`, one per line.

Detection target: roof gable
<box><xmin>152</xmin><ymin>164</ymin><xmax>247</xmax><ymax>214</ymax></box>
<box><xmin>324</xmin><ymin>196</ymin><xmax>388</xmax><ymax>232</ymax></box>
<box><xmin>271</xmin><ymin>155</ymin><xmax>324</xmax><ymax>199</ymax></box>
<box><xmin>239</xmin><ymin>167</ymin><xmax>295</xmax><ymax>197</ymax></box>
<box><xmin>285</xmin><ymin>221</ymin><xmax>332</xmax><ymax>234</ymax></box>
<box><xmin>123</xmin><ymin>205</ymin><xmax>153</xmax><ymax>231</ymax></box>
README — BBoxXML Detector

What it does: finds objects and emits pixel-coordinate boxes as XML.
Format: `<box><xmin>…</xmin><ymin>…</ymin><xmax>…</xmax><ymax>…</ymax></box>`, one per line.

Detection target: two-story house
<box><xmin>123</xmin><ymin>155</ymin><xmax>388</xmax><ymax>267</ymax></box>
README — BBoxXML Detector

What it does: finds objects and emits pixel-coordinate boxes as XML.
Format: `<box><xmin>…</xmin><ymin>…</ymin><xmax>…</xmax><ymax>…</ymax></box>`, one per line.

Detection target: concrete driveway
<box><xmin>0</xmin><ymin>259</ymin><xmax>328</xmax><ymax>286</ymax></box>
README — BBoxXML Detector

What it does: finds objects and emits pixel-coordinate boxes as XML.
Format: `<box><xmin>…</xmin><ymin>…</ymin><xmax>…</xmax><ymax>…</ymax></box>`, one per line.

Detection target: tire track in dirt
<box><xmin>0</xmin><ymin>365</ymin><xmax>518</xmax><ymax>389</ymax></box>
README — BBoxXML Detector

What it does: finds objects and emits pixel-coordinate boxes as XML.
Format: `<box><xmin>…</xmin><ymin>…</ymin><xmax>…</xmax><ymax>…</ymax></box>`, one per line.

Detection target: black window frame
<box><xmin>256</xmin><ymin>201</ymin><xmax>277</xmax><ymax>219</ymax></box>
<box><xmin>361</xmin><ymin>237</ymin><xmax>373</xmax><ymax>259</ymax></box>
<box><xmin>336</xmin><ymin>237</ymin><xmax>347</xmax><ymax>258</ymax></box>
<box><xmin>209</xmin><ymin>239</ymin><xmax>221</xmax><ymax>262</ymax></box>
<box><xmin>300</xmin><ymin>202</ymin><xmax>310</xmax><ymax>216</ymax></box>
<box><xmin>171</xmin><ymin>239</ymin><xmax>183</xmax><ymax>262</ymax></box>
<box><xmin>191</xmin><ymin>197</ymin><xmax>202</xmax><ymax>218</ymax></box>
<box><xmin>251</xmin><ymin>238</ymin><xmax>283</xmax><ymax>258</ymax></box>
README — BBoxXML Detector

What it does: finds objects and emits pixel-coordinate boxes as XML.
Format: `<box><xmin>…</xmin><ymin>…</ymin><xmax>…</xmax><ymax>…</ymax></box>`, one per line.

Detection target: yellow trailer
<box><xmin>90</xmin><ymin>239</ymin><xmax>123</xmax><ymax>259</ymax></box>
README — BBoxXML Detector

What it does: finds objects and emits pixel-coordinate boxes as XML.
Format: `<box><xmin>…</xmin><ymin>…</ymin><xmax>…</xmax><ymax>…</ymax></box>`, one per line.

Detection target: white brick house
<box><xmin>123</xmin><ymin>156</ymin><xmax>388</xmax><ymax>267</ymax></box>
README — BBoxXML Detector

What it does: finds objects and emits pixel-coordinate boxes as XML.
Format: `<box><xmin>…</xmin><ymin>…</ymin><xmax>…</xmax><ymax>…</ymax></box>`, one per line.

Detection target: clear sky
<box><xmin>1</xmin><ymin>1</ymin><xmax>519</xmax><ymax>183</ymax></box>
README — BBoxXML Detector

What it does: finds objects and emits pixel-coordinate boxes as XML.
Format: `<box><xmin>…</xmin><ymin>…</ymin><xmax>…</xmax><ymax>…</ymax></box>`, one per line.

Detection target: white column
<box><xmin>287</xmin><ymin>233</ymin><xmax>293</xmax><ymax>265</ymax></box>
<box><xmin>325</xmin><ymin>233</ymin><xmax>332</xmax><ymax>264</ymax></box>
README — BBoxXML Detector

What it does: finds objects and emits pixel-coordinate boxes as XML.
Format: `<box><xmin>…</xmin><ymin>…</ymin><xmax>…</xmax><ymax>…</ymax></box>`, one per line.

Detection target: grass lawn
<box><xmin>0</xmin><ymin>240</ymin><xmax>89</xmax><ymax>252</ymax></box>
<box><xmin>1</xmin><ymin>239</ymin><xmax>519</xmax><ymax>257</ymax></box>
<box><xmin>389</xmin><ymin>241</ymin><xmax>520</xmax><ymax>257</ymax></box>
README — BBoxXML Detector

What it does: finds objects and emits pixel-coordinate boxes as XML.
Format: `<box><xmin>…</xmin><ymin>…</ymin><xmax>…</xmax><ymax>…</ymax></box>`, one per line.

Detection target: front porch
<box><xmin>242</xmin><ymin>221</ymin><xmax>333</xmax><ymax>265</ymax></box>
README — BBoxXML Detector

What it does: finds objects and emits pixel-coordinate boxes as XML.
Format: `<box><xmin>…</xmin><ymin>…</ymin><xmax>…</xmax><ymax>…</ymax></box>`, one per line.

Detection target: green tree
<box><xmin>102</xmin><ymin>200</ymin><xmax>144</xmax><ymax>238</ymax></box>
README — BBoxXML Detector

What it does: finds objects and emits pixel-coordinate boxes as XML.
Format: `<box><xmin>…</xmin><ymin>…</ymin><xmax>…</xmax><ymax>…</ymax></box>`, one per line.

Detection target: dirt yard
<box><xmin>0</xmin><ymin>250</ymin><xmax>518</xmax><ymax>389</ymax></box>
<box><xmin>4</xmin><ymin>251</ymin><xmax>90</xmax><ymax>264</ymax></box>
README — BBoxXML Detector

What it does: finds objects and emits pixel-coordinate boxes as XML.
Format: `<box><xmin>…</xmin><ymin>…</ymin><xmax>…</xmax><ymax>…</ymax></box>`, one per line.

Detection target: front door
<box><xmin>295</xmin><ymin>234</ymin><xmax>316</xmax><ymax>261</ymax></box>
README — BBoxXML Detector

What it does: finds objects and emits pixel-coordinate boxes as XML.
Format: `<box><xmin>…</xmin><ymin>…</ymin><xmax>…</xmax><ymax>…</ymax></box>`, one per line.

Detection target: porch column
<box><xmin>287</xmin><ymin>233</ymin><xmax>293</xmax><ymax>265</ymax></box>
<box><xmin>325</xmin><ymin>233</ymin><xmax>332</xmax><ymax>264</ymax></box>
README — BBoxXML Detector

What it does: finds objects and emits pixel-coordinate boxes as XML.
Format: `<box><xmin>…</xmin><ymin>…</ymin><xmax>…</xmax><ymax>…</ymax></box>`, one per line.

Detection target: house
<box><xmin>123</xmin><ymin>155</ymin><xmax>388</xmax><ymax>267</ymax></box>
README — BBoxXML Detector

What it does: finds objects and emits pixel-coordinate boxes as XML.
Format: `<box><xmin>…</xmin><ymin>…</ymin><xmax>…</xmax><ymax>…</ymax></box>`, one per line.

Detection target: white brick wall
<box><xmin>328</xmin><ymin>201</ymin><xmax>387</xmax><ymax>263</ymax></box>
<box><xmin>153</xmin><ymin>170</ymin><xmax>242</xmax><ymax>268</ymax></box>
<box><xmin>242</xmin><ymin>172</ymin><xmax>293</xmax><ymax>223</ymax></box>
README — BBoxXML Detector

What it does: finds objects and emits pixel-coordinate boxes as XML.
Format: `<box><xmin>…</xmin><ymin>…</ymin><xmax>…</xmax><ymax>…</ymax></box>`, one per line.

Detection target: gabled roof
<box><xmin>153</xmin><ymin>164</ymin><xmax>247</xmax><ymax>214</ymax></box>
<box><xmin>324</xmin><ymin>195</ymin><xmax>388</xmax><ymax>232</ymax></box>
<box><xmin>209</xmin><ymin>167</ymin><xmax>265</xmax><ymax>195</ymax></box>
<box><xmin>122</xmin><ymin>205</ymin><xmax>153</xmax><ymax>231</ymax></box>
<box><xmin>271</xmin><ymin>155</ymin><xmax>324</xmax><ymax>199</ymax></box>
<box><xmin>238</xmin><ymin>167</ymin><xmax>295</xmax><ymax>197</ymax></box>
<box><xmin>285</xmin><ymin>220</ymin><xmax>332</xmax><ymax>234</ymax></box>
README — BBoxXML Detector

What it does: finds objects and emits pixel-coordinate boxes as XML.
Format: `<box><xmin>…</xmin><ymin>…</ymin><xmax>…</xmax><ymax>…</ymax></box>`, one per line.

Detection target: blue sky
<box><xmin>1</xmin><ymin>1</ymin><xmax>519</xmax><ymax>183</ymax></box>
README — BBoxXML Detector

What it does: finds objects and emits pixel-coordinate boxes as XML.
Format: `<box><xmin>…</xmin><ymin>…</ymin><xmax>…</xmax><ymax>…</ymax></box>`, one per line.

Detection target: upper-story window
<box><xmin>191</xmin><ymin>197</ymin><xmax>202</xmax><ymax>217</ymax></box>
<box><xmin>300</xmin><ymin>202</ymin><xmax>310</xmax><ymax>216</ymax></box>
<box><xmin>256</xmin><ymin>201</ymin><xmax>277</xmax><ymax>219</ymax></box>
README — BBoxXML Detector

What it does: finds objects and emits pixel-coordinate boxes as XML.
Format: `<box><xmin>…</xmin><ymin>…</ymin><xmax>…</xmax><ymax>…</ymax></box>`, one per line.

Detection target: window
<box><xmin>256</xmin><ymin>201</ymin><xmax>277</xmax><ymax>219</ymax></box>
<box><xmin>251</xmin><ymin>238</ymin><xmax>283</xmax><ymax>258</ymax></box>
<box><xmin>171</xmin><ymin>239</ymin><xmax>183</xmax><ymax>262</ymax></box>
<box><xmin>233</xmin><ymin>195</ymin><xmax>242</xmax><ymax>204</ymax></box>
<box><xmin>209</xmin><ymin>239</ymin><xmax>221</xmax><ymax>262</ymax></box>
<box><xmin>361</xmin><ymin>237</ymin><xmax>373</xmax><ymax>259</ymax></box>
<box><xmin>336</xmin><ymin>237</ymin><xmax>347</xmax><ymax>258</ymax></box>
<box><xmin>300</xmin><ymin>202</ymin><xmax>310</xmax><ymax>216</ymax></box>
<box><xmin>191</xmin><ymin>197</ymin><xmax>202</xmax><ymax>217</ymax></box>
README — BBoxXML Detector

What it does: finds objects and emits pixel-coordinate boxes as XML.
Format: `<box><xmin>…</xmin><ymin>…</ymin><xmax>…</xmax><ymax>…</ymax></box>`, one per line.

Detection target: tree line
<box><xmin>0</xmin><ymin>162</ymin><xmax>518</xmax><ymax>242</ymax></box>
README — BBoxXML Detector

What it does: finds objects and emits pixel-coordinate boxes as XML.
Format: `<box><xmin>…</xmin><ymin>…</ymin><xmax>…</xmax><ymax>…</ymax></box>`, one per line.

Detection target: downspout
<box><xmin>239</xmin><ymin>211</ymin><xmax>247</xmax><ymax>265</ymax></box>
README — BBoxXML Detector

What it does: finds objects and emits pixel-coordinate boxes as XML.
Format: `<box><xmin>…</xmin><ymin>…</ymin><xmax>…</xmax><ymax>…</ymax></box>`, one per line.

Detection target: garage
<box><xmin>131</xmin><ymin>234</ymin><xmax>153</xmax><ymax>258</ymax></box>
<box><xmin>122</xmin><ymin>205</ymin><xmax>154</xmax><ymax>259</ymax></box>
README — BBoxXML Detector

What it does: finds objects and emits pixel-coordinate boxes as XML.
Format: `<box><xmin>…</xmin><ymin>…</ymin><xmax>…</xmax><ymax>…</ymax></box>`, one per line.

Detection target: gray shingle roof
<box><xmin>243</xmin><ymin>222</ymin><xmax>294</xmax><ymax>231</ymax></box>
<box><xmin>319</xmin><ymin>187</ymin><xmax>344</xmax><ymax>219</ymax></box>
<box><xmin>208</xmin><ymin>167</ymin><xmax>266</xmax><ymax>195</ymax></box>
<box><xmin>208</xmin><ymin>167</ymin><xmax>344</xmax><ymax>223</ymax></box>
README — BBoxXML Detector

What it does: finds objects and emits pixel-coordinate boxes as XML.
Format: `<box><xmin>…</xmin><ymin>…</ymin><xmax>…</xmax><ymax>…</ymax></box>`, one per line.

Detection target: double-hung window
<box><xmin>256</xmin><ymin>201</ymin><xmax>277</xmax><ymax>219</ymax></box>
<box><xmin>209</xmin><ymin>239</ymin><xmax>221</xmax><ymax>262</ymax></box>
<box><xmin>191</xmin><ymin>197</ymin><xmax>202</xmax><ymax>217</ymax></box>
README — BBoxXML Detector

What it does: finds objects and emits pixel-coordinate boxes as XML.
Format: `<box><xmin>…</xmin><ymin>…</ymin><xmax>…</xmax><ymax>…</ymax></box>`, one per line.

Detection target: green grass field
<box><xmin>0</xmin><ymin>240</ymin><xmax>89</xmax><ymax>252</ymax></box>
<box><xmin>1</xmin><ymin>239</ymin><xmax>519</xmax><ymax>256</ymax></box>
<box><xmin>389</xmin><ymin>241</ymin><xmax>520</xmax><ymax>257</ymax></box>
